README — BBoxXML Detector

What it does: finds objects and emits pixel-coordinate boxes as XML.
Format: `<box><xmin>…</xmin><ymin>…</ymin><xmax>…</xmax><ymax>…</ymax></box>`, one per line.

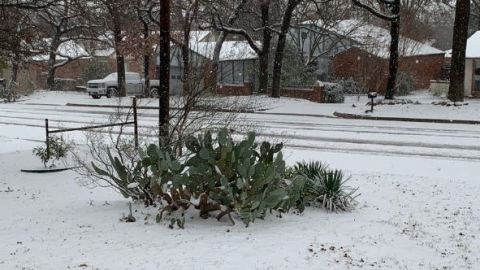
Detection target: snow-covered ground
<box><xmin>1</xmin><ymin>91</ymin><xmax>480</xmax><ymax>269</ymax></box>
<box><xmin>339</xmin><ymin>91</ymin><xmax>480</xmax><ymax>121</ymax></box>
<box><xmin>15</xmin><ymin>90</ymin><xmax>480</xmax><ymax>121</ymax></box>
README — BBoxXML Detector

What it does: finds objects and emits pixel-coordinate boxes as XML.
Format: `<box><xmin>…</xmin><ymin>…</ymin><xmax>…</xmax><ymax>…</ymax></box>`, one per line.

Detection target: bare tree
<box><xmin>0</xmin><ymin>0</ymin><xmax>60</xmax><ymax>9</ymax></box>
<box><xmin>172</xmin><ymin>0</ymin><xmax>200</xmax><ymax>95</ymax></box>
<box><xmin>35</xmin><ymin>0</ymin><xmax>96</xmax><ymax>89</ymax></box>
<box><xmin>448</xmin><ymin>0</ymin><xmax>470</xmax><ymax>102</ymax></box>
<box><xmin>211</xmin><ymin>0</ymin><xmax>275</xmax><ymax>93</ymax></box>
<box><xmin>134</xmin><ymin>0</ymin><xmax>157</xmax><ymax>97</ymax></box>
<box><xmin>91</xmin><ymin>0</ymin><xmax>134</xmax><ymax>97</ymax></box>
<box><xmin>206</xmin><ymin>0</ymin><xmax>248</xmax><ymax>87</ymax></box>
<box><xmin>271</xmin><ymin>0</ymin><xmax>303</xmax><ymax>98</ymax></box>
<box><xmin>352</xmin><ymin>0</ymin><xmax>401</xmax><ymax>100</ymax></box>
<box><xmin>0</xmin><ymin>5</ymin><xmax>38</xmax><ymax>98</ymax></box>
<box><xmin>471</xmin><ymin>0</ymin><xmax>480</xmax><ymax>32</ymax></box>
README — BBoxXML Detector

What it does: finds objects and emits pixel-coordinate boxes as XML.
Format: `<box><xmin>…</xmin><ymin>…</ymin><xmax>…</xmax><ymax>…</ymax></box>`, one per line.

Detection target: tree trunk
<box><xmin>46</xmin><ymin>54</ymin><xmax>56</xmax><ymax>90</ymax></box>
<box><xmin>448</xmin><ymin>0</ymin><xmax>470</xmax><ymax>102</ymax></box>
<box><xmin>212</xmin><ymin>31</ymin><xmax>227</xmax><ymax>89</ymax></box>
<box><xmin>113</xmin><ymin>19</ymin><xmax>126</xmax><ymax>97</ymax></box>
<box><xmin>46</xmin><ymin>40</ymin><xmax>59</xmax><ymax>90</ymax></box>
<box><xmin>384</xmin><ymin>1</ymin><xmax>400</xmax><ymax>100</ymax></box>
<box><xmin>271</xmin><ymin>0</ymin><xmax>298</xmax><ymax>98</ymax></box>
<box><xmin>159</xmin><ymin>0</ymin><xmax>171</xmax><ymax>139</ymax></box>
<box><xmin>116</xmin><ymin>53</ymin><xmax>126</xmax><ymax>97</ymax></box>
<box><xmin>10</xmin><ymin>51</ymin><xmax>19</xmax><ymax>87</ymax></box>
<box><xmin>212</xmin><ymin>0</ymin><xmax>247</xmax><ymax>91</ymax></box>
<box><xmin>258</xmin><ymin>0</ymin><xmax>272</xmax><ymax>93</ymax></box>
<box><xmin>182</xmin><ymin>18</ymin><xmax>191</xmax><ymax>95</ymax></box>
<box><xmin>10</xmin><ymin>59</ymin><xmax>19</xmax><ymax>85</ymax></box>
<box><xmin>143</xmin><ymin>21</ymin><xmax>150</xmax><ymax>97</ymax></box>
<box><xmin>258</xmin><ymin>50</ymin><xmax>270</xmax><ymax>93</ymax></box>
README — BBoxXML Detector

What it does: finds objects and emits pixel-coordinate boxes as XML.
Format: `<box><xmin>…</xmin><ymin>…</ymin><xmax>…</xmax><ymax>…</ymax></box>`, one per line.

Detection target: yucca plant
<box><xmin>291</xmin><ymin>161</ymin><xmax>359</xmax><ymax>212</ymax></box>
<box><xmin>317</xmin><ymin>170</ymin><xmax>358</xmax><ymax>212</ymax></box>
<box><xmin>292</xmin><ymin>161</ymin><xmax>329</xmax><ymax>179</ymax></box>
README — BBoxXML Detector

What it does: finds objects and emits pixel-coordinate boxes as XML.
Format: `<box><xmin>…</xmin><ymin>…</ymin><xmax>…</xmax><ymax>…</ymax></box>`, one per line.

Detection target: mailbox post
<box><xmin>367</xmin><ymin>92</ymin><xmax>377</xmax><ymax>113</ymax></box>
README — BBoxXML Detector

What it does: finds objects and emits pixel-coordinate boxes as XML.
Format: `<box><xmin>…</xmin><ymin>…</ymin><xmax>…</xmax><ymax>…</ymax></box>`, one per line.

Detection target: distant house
<box><xmin>20</xmin><ymin>30</ymin><xmax>259</xmax><ymax>94</ymax></box>
<box><xmin>27</xmin><ymin>40</ymin><xmax>92</xmax><ymax>90</ymax></box>
<box><xmin>155</xmin><ymin>31</ymin><xmax>259</xmax><ymax>95</ymax></box>
<box><xmin>445</xmin><ymin>31</ymin><xmax>480</xmax><ymax>97</ymax></box>
<box><xmin>290</xmin><ymin>20</ymin><xmax>445</xmax><ymax>92</ymax></box>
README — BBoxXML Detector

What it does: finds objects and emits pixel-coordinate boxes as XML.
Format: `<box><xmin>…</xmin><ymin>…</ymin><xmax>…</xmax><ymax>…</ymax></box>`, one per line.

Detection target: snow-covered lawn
<box><xmin>1</xmin><ymin>90</ymin><xmax>480</xmax><ymax>269</ymax></box>
<box><xmin>1</xmin><ymin>148</ymin><xmax>479</xmax><ymax>269</ymax></box>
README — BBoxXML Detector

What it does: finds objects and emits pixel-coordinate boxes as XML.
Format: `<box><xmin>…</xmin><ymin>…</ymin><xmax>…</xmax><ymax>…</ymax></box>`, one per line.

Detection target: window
<box><xmin>126</xmin><ymin>73</ymin><xmax>140</xmax><ymax>81</ymax></box>
<box><xmin>221</xmin><ymin>61</ymin><xmax>233</xmax><ymax>84</ymax></box>
<box><xmin>475</xmin><ymin>68</ymin><xmax>480</xmax><ymax>76</ymax></box>
<box><xmin>233</xmin><ymin>61</ymin><xmax>244</xmax><ymax>84</ymax></box>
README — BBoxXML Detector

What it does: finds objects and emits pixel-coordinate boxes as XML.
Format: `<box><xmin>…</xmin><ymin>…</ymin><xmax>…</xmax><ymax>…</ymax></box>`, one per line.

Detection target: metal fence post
<box><xmin>133</xmin><ymin>97</ymin><xmax>139</xmax><ymax>148</ymax></box>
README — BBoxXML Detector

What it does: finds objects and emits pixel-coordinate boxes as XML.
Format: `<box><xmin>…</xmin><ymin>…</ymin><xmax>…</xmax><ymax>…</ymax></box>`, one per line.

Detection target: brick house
<box><xmin>444</xmin><ymin>31</ymin><xmax>480</xmax><ymax>97</ymax></box>
<box><xmin>331</xmin><ymin>47</ymin><xmax>445</xmax><ymax>93</ymax></box>
<box><xmin>24</xmin><ymin>40</ymin><xmax>156</xmax><ymax>91</ymax></box>
<box><xmin>290</xmin><ymin>19</ymin><xmax>445</xmax><ymax>92</ymax></box>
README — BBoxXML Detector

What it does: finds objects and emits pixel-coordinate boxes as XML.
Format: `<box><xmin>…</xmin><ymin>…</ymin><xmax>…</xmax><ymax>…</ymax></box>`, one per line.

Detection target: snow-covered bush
<box><xmin>320</xmin><ymin>82</ymin><xmax>345</xmax><ymax>103</ymax></box>
<box><xmin>150</xmin><ymin>129</ymin><xmax>304</xmax><ymax>227</ymax></box>
<box><xmin>80</xmin><ymin>127</ymin><xmax>359</xmax><ymax>227</ymax></box>
<box><xmin>396</xmin><ymin>72</ymin><xmax>415</xmax><ymax>96</ymax></box>
<box><xmin>74</xmin><ymin>130</ymin><xmax>153</xmax><ymax>203</ymax></box>
<box><xmin>33</xmin><ymin>136</ymin><xmax>71</xmax><ymax>168</ymax></box>
<box><xmin>85</xmin><ymin>129</ymin><xmax>309</xmax><ymax>227</ymax></box>
<box><xmin>335</xmin><ymin>78</ymin><xmax>366</xmax><ymax>94</ymax></box>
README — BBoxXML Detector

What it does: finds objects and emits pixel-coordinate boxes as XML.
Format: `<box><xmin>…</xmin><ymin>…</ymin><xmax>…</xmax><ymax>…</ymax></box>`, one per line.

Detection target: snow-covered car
<box><xmin>86</xmin><ymin>72</ymin><xmax>160</xmax><ymax>99</ymax></box>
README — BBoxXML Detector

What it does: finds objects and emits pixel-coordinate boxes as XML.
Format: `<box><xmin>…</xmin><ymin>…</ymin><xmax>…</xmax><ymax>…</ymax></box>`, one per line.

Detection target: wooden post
<box><xmin>45</xmin><ymin>119</ymin><xmax>50</xmax><ymax>160</ymax></box>
<box><xmin>133</xmin><ymin>97</ymin><xmax>139</xmax><ymax>148</ymax></box>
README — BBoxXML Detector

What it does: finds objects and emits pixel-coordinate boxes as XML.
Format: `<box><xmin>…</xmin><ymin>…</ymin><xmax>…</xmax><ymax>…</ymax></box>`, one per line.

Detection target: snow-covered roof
<box><xmin>339</xmin><ymin>20</ymin><xmax>444</xmax><ymax>58</ymax></box>
<box><xmin>304</xmin><ymin>19</ymin><xmax>444</xmax><ymax>59</ymax></box>
<box><xmin>191</xmin><ymin>40</ymin><xmax>258</xmax><ymax>61</ymax></box>
<box><xmin>92</xmin><ymin>48</ymin><xmax>115</xmax><ymax>57</ymax></box>
<box><xmin>445</xmin><ymin>31</ymin><xmax>480</xmax><ymax>59</ymax></box>
<box><xmin>187</xmin><ymin>31</ymin><xmax>259</xmax><ymax>61</ymax></box>
<box><xmin>32</xmin><ymin>40</ymin><xmax>90</xmax><ymax>62</ymax></box>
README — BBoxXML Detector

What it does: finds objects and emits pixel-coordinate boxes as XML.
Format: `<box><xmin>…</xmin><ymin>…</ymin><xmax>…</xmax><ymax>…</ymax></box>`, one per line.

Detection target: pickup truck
<box><xmin>86</xmin><ymin>72</ymin><xmax>160</xmax><ymax>99</ymax></box>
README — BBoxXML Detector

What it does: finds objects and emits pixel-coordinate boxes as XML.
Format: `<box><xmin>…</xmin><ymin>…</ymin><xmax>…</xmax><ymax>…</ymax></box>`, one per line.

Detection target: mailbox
<box><xmin>366</xmin><ymin>92</ymin><xmax>377</xmax><ymax>113</ymax></box>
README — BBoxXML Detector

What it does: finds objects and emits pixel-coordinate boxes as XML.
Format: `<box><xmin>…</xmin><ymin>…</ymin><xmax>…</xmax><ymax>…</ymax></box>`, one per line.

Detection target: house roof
<box><xmin>32</xmin><ymin>40</ymin><xmax>90</xmax><ymax>62</ymax></box>
<box><xmin>445</xmin><ymin>31</ymin><xmax>480</xmax><ymax>59</ymax></box>
<box><xmin>187</xmin><ymin>31</ymin><xmax>259</xmax><ymax>61</ymax></box>
<box><xmin>92</xmin><ymin>48</ymin><xmax>115</xmax><ymax>57</ymax></box>
<box><xmin>302</xmin><ymin>19</ymin><xmax>444</xmax><ymax>59</ymax></box>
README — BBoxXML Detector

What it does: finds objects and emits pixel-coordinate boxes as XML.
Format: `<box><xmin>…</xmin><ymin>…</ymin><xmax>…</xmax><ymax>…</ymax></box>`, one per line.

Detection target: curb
<box><xmin>65</xmin><ymin>103</ymin><xmax>255</xmax><ymax>113</ymax></box>
<box><xmin>333</xmin><ymin>112</ymin><xmax>480</xmax><ymax>125</ymax></box>
<box><xmin>64</xmin><ymin>103</ymin><xmax>338</xmax><ymax>118</ymax></box>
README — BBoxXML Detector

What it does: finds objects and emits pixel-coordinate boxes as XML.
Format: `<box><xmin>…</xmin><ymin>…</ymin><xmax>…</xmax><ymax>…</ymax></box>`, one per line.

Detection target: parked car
<box><xmin>86</xmin><ymin>72</ymin><xmax>160</xmax><ymax>99</ymax></box>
